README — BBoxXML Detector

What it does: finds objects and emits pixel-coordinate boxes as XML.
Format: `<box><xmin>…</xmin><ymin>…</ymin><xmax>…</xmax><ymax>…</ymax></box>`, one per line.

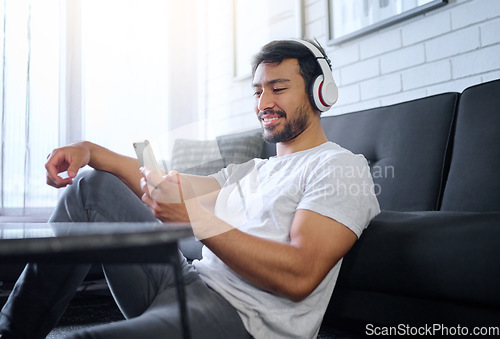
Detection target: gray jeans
<box><xmin>0</xmin><ymin>170</ymin><xmax>250</xmax><ymax>339</ymax></box>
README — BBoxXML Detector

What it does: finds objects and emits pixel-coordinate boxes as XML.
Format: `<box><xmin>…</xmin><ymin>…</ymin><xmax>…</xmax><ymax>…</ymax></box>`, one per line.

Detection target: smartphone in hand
<box><xmin>133</xmin><ymin>140</ymin><xmax>165</xmax><ymax>176</ymax></box>
<box><xmin>133</xmin><ymin>140</ymin><xmax>167</xmax><ymax>195</ymax></box>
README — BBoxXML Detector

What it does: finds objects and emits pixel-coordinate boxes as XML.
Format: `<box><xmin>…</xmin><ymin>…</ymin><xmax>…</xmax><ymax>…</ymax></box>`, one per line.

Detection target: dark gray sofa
<box><xmin>2</xmin><ymin>79</ymin><xmax>499</xmax><ymax>336</ymax></box>
<box><xmin>318</xmin><ymin>79</ymin><xmax>500</xmax><ymax>334</ymax></box>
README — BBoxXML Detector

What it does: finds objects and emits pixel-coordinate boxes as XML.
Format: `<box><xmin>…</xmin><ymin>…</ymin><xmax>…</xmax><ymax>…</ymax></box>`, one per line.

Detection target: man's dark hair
<box><xmin>251</xmin><ymin>39</ymin><xmax>331</xmax><ymax>109</ymax></box>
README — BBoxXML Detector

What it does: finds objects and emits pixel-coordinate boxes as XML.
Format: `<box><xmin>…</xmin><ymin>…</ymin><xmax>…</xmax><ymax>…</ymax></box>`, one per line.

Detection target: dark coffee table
<box><xmin>0</xmin><ymin>222</ymin><xmax>194</xmax><ymax>338</ymax></box>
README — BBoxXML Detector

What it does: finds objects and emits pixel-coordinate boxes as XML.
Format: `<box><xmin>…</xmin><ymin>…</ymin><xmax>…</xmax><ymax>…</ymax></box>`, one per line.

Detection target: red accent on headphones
<box><xmin>318</xmin><ymin>81</ymin><xmax>330</xmax><ymax>108</ymax></box>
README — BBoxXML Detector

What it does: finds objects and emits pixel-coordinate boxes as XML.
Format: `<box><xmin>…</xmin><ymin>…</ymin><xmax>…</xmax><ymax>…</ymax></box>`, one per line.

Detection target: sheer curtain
<box><xmin>0</xmin><ymin>0</ymin><xmax>60</xmax><ymax>214</ymax></box>
<box><xmin>0</xmin><ymin>0</ymin><xmax>175</xmax><ymax>216</ymax></box>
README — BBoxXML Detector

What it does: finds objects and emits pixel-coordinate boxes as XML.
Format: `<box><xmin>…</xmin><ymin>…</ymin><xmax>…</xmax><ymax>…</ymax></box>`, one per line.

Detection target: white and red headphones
<box><xmin>293</xmin><ymin>39</ymin><xmax>338</xmax><ymax>112</ymax></box>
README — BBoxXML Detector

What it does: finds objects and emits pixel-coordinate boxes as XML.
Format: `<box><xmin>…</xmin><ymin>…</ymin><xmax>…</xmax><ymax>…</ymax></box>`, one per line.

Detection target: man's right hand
<box><xmin>45</xmin><ymin>142</ymin><xmax>91</xmax><ymax>188</ymax></box>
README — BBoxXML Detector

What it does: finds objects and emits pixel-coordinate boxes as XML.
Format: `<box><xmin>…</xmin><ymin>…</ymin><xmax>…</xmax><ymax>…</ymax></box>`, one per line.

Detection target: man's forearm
<box><xmin>193</xmin><ymin>210</ymin><xmax>315</xmax><ymax>301</ymax></box>
<box><xmin>189</xmin><ymin>205</ymin><xmax>356</xmax><ymax>302</ymax></box>
<box><xmin>84</xmin><ymin>141</ymin><xmax>143</xmax><ymax>197</ymax></box>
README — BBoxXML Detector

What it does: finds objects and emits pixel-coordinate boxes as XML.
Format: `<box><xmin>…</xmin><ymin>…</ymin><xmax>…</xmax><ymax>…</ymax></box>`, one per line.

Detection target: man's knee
<box><xmin>76</xmin><ymin>170</ymin><xmax>123</xmax><ymax>190</ymax></box>
<box><xmin>53</xmin><ymin>170</ymin><xmax>136</xmax><ymax>217</ymax></box>
<box><xmin>73</xmin><ymin>170</ymin><xmax>131</xmax><ymax>200</ymax></box>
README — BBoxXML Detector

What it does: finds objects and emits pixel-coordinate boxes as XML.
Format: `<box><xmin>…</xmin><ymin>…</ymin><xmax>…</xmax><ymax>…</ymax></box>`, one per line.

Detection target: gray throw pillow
<box><xmin>170</xmin><ymin>130</ymin><xmax>264</xmax><ymax>176</ymax></box>
<box><xmin>216</xmin><ymin>130</ymin><xmax>264</xmax><ymax>167</ymax></box>
<box><xmin>170</xmin><ymin>139</ymin><xmax>224</xmax><ymax>176</ymax></box>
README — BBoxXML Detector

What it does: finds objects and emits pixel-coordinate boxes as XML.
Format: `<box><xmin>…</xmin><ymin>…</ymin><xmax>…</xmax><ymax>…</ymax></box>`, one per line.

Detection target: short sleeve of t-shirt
<box><xmin>210</xmin><ymin>144</ymin><xmax>380</xmax><ymax>238</ymax></box>
<box><xmin>210</xmin><ymin>163</ymin><xmax>235</xmax><ymax>188</ymax></box>
<box><xmin>297</xmin><ymin>152</ymin><xmax>380</xmax><ymax>238</ymax></box>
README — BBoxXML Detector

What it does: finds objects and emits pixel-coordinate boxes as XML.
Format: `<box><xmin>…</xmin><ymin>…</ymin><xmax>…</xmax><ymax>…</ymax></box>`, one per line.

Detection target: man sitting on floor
<box><xmin>0</xmin><ymin>39</ymin><xmax>379</xmax><ymax>339</ymax></box>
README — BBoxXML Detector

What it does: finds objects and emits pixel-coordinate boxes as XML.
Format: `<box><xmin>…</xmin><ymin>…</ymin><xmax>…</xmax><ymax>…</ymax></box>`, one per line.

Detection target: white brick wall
<box><xmin>402</xmin><ymin>59</ymin><xmax>452</xmax><ymax>90</ymax></box>
<box><xmin>359</xmin><ymin>29</ymin><xmax>401</xmax><ymax>59</ymax></box>
<box><xmin>451</xmin><ymin>0</ymin><xmax>500</xmax><ymax>30</ymax></box>
<box><xmin>452</xmin><ymin>44</ymin><xmax>500</xmax><ymax>78</ymax></box>
<box><xmin>401</xmin><ymin>9</ymin><xmax>451</xmax><ymax>46</ymax></box>
<box><xmin>425</xmin><ymin>26</ymin><xmax>481</xmax><ymax>62</ymax></box>
<box><xmin>341</xmin><ymin>58</ymin><xmax>380</xmax><ymax>85</ymax></box>
<box><xmin>199</xmin><ymin>0</ymin><xmax>500</xmax><ymax>135</ymax></box>
<box><xmin>361</xmin><ymin>73</ymin><xmax>402</xmax><ymax>101</ymax></box>
<box><xmin>380</xmin><ymin>44</ymin><xmax>425</xmax><ymax>74</ymax></box>
<box><xmin>481</xmin><ymin>18</ymin><xmax>500</xmax><ymax>46</ymax></box>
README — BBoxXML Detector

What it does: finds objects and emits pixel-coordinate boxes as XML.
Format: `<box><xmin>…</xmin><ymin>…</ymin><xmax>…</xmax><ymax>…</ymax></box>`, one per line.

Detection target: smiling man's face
<box><xmin>252</xmin><ymin>59</ymin><xmax>316</xmax><ymax>144</ymax></box>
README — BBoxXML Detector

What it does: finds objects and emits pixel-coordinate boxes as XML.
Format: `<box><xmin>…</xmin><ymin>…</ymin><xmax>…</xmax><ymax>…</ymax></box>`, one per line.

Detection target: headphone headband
<box><xmin>291</xmin><ymin>39</ymin><xmax>338</xmax><ymax>111</ymax></box>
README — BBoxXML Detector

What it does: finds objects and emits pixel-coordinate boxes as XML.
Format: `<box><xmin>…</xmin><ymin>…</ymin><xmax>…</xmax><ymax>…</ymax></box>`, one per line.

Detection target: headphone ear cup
<box><xmin>311</xmin><ymin>75</ymin><xmax>329</xmax><ymax>112</ymax></box>
<box><xmin>292</xmin><ymin>39</ymin><xmax>338</xmax><ymax>112</ymax></box>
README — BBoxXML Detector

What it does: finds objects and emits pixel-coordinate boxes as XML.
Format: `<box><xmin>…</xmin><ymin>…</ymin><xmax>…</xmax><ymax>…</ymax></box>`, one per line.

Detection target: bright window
<box><xmin>0</xmin><ymin>0</ymin><xmax>172</xmax><ymax>214</ymax></box>
<box><xmin>0</xmin><ymin>0</ymin><xmax>60</xmax><ymax>211</ymax></box>
<box><xmin>82</xmin><ymin>0</ymin><xmax>169</xmax><ymax>158</ymax></box>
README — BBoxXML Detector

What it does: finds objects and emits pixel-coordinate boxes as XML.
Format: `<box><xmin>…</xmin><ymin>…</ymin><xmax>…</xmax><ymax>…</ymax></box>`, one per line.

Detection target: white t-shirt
<box><xmin>193</xmin><ymin>142</ymin><xmax>380</xmax><ymax>339</ymax></box>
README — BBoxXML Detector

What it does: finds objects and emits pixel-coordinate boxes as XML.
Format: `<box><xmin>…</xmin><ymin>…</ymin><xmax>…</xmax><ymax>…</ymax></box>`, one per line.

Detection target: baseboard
<box><xmin>0</xmin><ymin>207</ymin><xmax>53</xmax><ymax>223</ymax></box>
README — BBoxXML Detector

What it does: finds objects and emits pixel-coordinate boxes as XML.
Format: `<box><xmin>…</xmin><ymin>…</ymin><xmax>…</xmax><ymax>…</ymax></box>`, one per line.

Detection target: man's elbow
<box><xmin>280</xmin><ymin>279</ymin><xmax>318</xmax><ymax>302</ymax></box>
<box><xmin>287</xmin><ymin>290</ymin><xmax>312</xmax><ymax>303</ymax></box>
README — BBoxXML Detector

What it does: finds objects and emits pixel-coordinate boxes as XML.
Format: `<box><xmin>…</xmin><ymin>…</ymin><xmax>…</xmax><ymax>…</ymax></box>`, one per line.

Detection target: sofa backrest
<box><xmin>321</xmin><ymin>93</ymin><xmax>459</xmax><ymax>211</ymax></box>
<box><xmin>440</xmin><ymin>79</ymin><xmax>500</xmax><ymax>212</ymax></box>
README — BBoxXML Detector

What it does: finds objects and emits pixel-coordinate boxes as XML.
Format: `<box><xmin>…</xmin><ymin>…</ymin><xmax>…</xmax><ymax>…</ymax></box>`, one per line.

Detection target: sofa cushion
<box><xmin>322</xmin><ymin>93</ymin><xmax>459</xmax><ymax>211</ymax></box>
<box><xmin>335</xmin><ymin>211</ymin><xmax>500</xmax><ymax>305</ymax></box>
<box><xmin>324</xmin><ymin>210</ymin><xmax>500</xmax><ymax>328</ymax></box>
<box><xmin>440</xmin><ymin>79</ymin><xmax>500</xmax><ymax>212</ymax></box>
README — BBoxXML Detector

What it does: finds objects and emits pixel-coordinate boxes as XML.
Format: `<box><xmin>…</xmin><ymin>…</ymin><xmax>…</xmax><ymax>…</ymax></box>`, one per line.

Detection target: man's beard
<box><xmin>260</xmin><ymin>106</ymin><xmax>309</xmax><ymax>144</ymax></box>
